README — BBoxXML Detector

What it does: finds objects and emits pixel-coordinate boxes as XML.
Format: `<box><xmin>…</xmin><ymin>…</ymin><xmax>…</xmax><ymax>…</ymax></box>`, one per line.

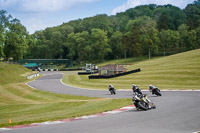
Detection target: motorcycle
<box><xmin>109</xmin><ymin>87</ymin><xmax>116</xmax><ymax>95</ymax></box>
<box><xmin>149</xmin><ymin>85</ymin><xmax>162</xmax><ymax>96</ymax></box>
<box><xmin>132</xmin><ymin>93</ymin><xmax>156</xmax><ymax>111</ymax></box>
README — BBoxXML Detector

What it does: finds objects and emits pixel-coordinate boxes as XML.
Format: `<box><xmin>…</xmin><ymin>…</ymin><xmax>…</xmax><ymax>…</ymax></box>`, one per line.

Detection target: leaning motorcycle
<box><xmin>132</xmin><ymin>93</ymin><xmax>156</xmax><ymax>111</ymax></box>
<box><xmin>109</xmin><ymin>88</ymin><xmax>116</xmax><ymax>95</ymax></box>
<box><xmin>149</xmin><ymin>85</ymin><xmax>162</xmax><ymax>96</ymax></box>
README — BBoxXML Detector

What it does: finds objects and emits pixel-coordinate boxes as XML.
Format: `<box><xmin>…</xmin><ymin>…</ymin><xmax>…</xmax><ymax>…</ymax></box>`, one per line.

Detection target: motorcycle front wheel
<box><xmin>151</xmin><ymin>103</ymin><xmax>156</xmax><ymax>109</ymax></box>
<box><xmin>137</xmin><ymin>102</ymin><xmax>148</xmax><ymax>110</ymax></box>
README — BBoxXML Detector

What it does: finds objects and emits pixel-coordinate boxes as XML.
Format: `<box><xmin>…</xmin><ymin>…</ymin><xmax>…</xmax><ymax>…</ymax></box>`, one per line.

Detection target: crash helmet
<box><xmin>132</xmin><ymin>84</ymin><xmax>138</xmax><ymax>90</ymax></box>
<box><xmin>109</xmin><ymin>84</ymin><xmax>113</xmax><ymax>87</ymax></box>
<box><xmin>149</xmin><ymin>84</ymin><xmax>153</xmax><ymax>89</ymax></box>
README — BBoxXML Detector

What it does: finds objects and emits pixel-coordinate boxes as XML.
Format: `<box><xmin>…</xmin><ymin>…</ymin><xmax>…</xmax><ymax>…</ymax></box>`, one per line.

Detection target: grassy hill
<box><xmin>0</xmin><ymin>62</ymin><xmax>130</xmax><ymax>127</ymax></box>
<box><xmin>63</xmin><ymin>49</ymin><xmax>200</xmax><ymax>90</ymax></box>
<box><xmin>0</xmin><ymin>63</ymin><xmax>33</xmax><ymax>85</ymax></box>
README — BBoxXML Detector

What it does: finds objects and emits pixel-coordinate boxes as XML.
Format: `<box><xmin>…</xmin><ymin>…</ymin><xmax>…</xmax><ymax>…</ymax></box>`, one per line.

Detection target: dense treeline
<box><xmin>0</xmin><ymin>10</ymin><xmax>34</xmax><ymax>61</ymax></box>
<box><xmin>0</xmin><ymin>0</ymin><xmax>200</xmax><ymax>64</ymax></box>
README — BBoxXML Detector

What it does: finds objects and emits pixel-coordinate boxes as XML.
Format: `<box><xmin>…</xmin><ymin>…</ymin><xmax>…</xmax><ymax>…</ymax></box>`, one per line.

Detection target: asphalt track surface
<box><xmin>2</xmin><ymin>72</ymin><xmax>200</xmax><ymax>133</ymax></box>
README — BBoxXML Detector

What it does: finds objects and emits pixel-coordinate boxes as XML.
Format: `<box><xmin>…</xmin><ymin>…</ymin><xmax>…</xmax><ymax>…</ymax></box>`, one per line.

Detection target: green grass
<box><xmin>0</xmin><ymin>62</ymin><xmax>131</xmax><ymax>127</ymax></box>
<box><xmin>0</xmin><ymin>63</ymin><xmax>34</xmax><ymax>85</ymax></box>
<box><xmin>1</xmin><ymin>49</ymin><xmax>199</xmax><ymax>127</ymax></box>
<box><xmin>62</xmin><ymin>49</ymin><xmax>200</xmax><ymax>90</ymax></box>
<box><xmin>97</xmin><ymin>56</ymin><xmax>150</xmax><ymax>66</ymax></box>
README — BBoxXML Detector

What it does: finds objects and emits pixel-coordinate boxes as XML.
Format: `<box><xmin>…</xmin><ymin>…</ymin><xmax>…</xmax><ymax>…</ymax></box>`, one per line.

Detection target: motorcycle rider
<box><xmin>108</xmin><ymin>84</ymin><xmax>115</xmax><ymax>94</ymax></box>
<box><xmin>149</xmin><ymin>84</ymin><xmax>161</xmax><ymax>96</ymax></box>
<box><xmin>132</xmin><ymin>84</ymin><xmax>142</xmax><ymax>95</ymax></box>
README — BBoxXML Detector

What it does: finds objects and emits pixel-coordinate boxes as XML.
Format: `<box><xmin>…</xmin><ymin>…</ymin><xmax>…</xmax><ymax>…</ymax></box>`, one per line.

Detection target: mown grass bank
<box><xmin>62</xmin><ymin>49</ymin><xmax>200</xmax><ymax>90</ymax></box>
<box><xmin>0</xmin><ymin>62</ymin><xmax>131</xmax><ymax>127</ymax></box>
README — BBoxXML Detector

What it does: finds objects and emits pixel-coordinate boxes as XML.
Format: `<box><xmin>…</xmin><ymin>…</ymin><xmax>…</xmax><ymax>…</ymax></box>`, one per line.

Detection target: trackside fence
<box><xmin>88</xmin><ymin>68</ymin><xmax>141</xmax><ymax>79</ymax></box>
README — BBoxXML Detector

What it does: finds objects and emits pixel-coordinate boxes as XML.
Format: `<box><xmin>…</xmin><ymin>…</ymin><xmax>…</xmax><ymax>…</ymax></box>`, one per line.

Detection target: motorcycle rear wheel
<box><xmin>155</xmin><ymin>90</ymin><xmax>162</xmax><ymax>96</ymax></box>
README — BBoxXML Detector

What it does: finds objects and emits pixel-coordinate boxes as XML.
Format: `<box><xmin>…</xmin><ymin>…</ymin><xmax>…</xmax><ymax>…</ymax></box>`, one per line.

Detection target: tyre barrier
<box><xmin>88</xmin><ymin>68</ymin><xmax>141</xmax><ymax>79</ymax></box>
<box><xmin>78</xmin><ymin>71</ymin><xmax>98</xmax><ymax>75</ymax></box>
<box><xmin>32</xmin><ymin>69</ymin><xmax>58</xmax><ymax>71</ymax></box>
<box><xmin>59</xmin><ymin>68</ymin><xmax>82</xmax><ymax>71</ymax></box>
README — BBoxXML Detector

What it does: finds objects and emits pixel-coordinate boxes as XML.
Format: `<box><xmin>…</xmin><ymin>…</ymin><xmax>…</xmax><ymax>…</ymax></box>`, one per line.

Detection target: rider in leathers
<box><xmin>108</xmin><ymin>84</ymin><xmax>115</xmax><ymax>91</ymax></box>
<box><xmin>132</xmin><ymin>84</ymin><xmax>142</xmax><ymax>95</ymax></box>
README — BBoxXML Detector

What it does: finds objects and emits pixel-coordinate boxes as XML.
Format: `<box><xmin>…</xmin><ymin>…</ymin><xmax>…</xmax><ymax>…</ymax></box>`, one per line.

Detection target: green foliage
<box><xmin>125</xmin><ymin>5</ymin><xmax>155</xmax><ymax>19</ymax></box>
<box><xmin>126</xmin><ymin>16</ymin><xmax>159</xmax><ymax>57</ymax></box>
<box><xmin>4</xmin><ymin>31</ymin><xmax>27</xmax><ymax>61</ymax></box>
<box><xmin>184</xmin><ymin>0</ymin><xmax>200</xmax><ymax>29</ymax></box>
<box><xmin>0</xmin><ymin>28</ymin><xmax>4</xmax><ymax>58</ymax></box>
<box><xmin>153</xmin><ymin>5</ymin><xmax>186</xmax><ymax>30</ymax></box>
<box><xmin>91</xmin><ymin>28</ymin><xmax>111</xmax><ymax>62</ymax></box>
<box><xmin>0</xmin><ymin>10</ymin><xmax>29</xmax><ymax>61</ymax></box>
<box><xmin>109</xmin><ymin>31</ymin><xmax>123</xmax><ymax>59</ymax></box>
<box><xmin>67</xmin><ymin>31</ymin><xmax>91</xmax><ymax>62</ymax></box>
<box><xmin>67</xmin><ymin>29</ymin><xmax>110</xmax><ymax>63</ymax></box>
<box><xmin>24</xmin><ymin>2</ymin><xmax>200</xmax><ymax>64</ymax></box>
<box><xmin>1</xmin><ymin>1</ymin><xmax>200</xmax><ymax>63</ymax></box>
<box><xmin>159</xmin><ymin>30</ymin><xmax>180</xmax><ymax>53</ymax></box>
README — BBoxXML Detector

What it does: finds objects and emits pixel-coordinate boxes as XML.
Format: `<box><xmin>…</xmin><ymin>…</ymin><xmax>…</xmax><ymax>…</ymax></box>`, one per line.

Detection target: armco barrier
<box><xmin>88</xmin><ymin>68</ymin><xmax>141</xmax><ymax>79</ymax></box>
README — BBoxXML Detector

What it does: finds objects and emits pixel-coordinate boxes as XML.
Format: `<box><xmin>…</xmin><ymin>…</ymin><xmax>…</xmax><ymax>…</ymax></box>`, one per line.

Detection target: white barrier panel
<box><xmin>27</xmin><ymin>73</ymin><xmax>39</xmax><ymax>79</ymax></box>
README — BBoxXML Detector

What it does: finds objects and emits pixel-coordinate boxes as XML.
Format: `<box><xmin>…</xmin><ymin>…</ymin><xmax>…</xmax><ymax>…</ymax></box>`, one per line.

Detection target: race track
<box><xmin>1</xmin><ymin>72</ymin><xmax>200</xmax><ymax>133</ymax></box>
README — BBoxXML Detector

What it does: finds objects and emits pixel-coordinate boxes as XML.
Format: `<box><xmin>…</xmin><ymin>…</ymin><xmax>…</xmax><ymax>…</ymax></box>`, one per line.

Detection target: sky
<box><xmin>0</xmin><ymin>0</ymin><xmax>195</xmax><ymax>34</ymax></box>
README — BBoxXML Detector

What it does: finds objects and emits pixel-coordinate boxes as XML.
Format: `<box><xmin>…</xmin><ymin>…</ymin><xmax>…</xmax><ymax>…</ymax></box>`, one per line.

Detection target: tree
<box><xmin>157</xmin><ymin>12</ymin><xmax>169</xmax><ymax>30</ymax></box>
<box><xmin>60</xmin><ymin>24</ymin><xmax>74</xmax><ymax>42</ymax></box>
<box><xmin>4</xmin><ymin>31</ymin><xmax>27</xmax><ymax>61</ymax></box>
<box><xmin>50</xmin><ymin>31</ymin><xmax>64</xmax><ymax>59</ymax></box>
<box><xmin>4</xmin><ymin>19</ymin><xmax>28</xmax><ymax>61</ymax></box>
<box><xmin>90</xmin><ymin>28</ymin><xmax>111</xmax><ymax>62</ymax></box>
<box><xmin>66</xmin><ymin>33</ymin><xmax>78</xmax><ymax>60</ymax></box>
<box><xmin>67</xmin><ymin>31</ymin><xmax>92</xmax><ymax>63</ymax></box>
<box><xmin>114</xmin><ymin>14</ymin><xmax>129</xmax><ymax>32</ymax></box>
<box><xmin>159</xmin><ymin>30</ymin><xmax>180</xmax><ymax>54</ymax></box>
<box><xmin>31</xmin><ymin>31</ymin><xmax>50</xmax><ymax>59</ymax></box>
<box><xmin>109</xmin><ymin>31</ymin><xmax>123</xmax><ymax>59</ymax></box>
<box><xmin>24</xmin><ymin>34</ymin><xmax>36</xmax><ymax>59</ymax></box>
<box><xmin>0</xmin><ymin>10</ymin><xmax>30</xmax><ymax>60</ymax></box>
<box><xmin>154</xmin><ymin>5</ymin><xmax>186</xmax><ymax>30</ymax></box>
<box><xmin>184</xmin><ymin>0</ymin><xmax>200</xmax><ymax>29</ymax></box>
<box><xmin>122</xmin><ymin>33</ymin><xmax>130</xmax><ymax>59</ymax></box>
<box><xmin>0</xmin><ymin>10</ymin><xmax>12</xmax><ymax>58</ymax></box>
<box><xmin>196</xmin><ymin>26</ymin><xmax>200</xmax><ymax>48</ymax></box>
<box><xmin>187</xmin><ymin>30</ymin><xmax>197</xmax><ymax>50</ymax></box>
<box><xmin>0</xmin><ymin>26</ymin><xmax>4</xmax><ymax>58</ymax></box>
<box><xmin>82</xmin><ymin>14</ymin><xmax>113</xmax><ymax>36</ymax></box>
<box><xmin>125</xmin><ymin>5</ymin><xmax>156</xmax><ymax>19</ymax></box>
<box><xmin>126</xmin><ymin>16</ymin><xmax>159</xmax><ymax>58</ymax></box>
<box><xmin>126</xmin><ymin>21</ymin><xmax>142</xmax><ymax>57</ymax></box>
<box><xmin>178</xmin><ymin>24</ymin><xmax>189</xmax><ymax>51</ymax></box>
<box><xmin>76</xmin><ymin>31</ymin><xmax>91</xmax><ymax>63</ymax></box>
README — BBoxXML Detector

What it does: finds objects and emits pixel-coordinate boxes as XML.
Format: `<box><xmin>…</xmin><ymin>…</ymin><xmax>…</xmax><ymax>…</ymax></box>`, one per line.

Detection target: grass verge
<box><xmin>0</xmin><ymin>62</ymin><xmax>131</xmax><ymax>127</ymax></box>
<box><xmin>62</xmin><ymin>49</ymin><xmax>200</xmax><ymax>90</ymax></box>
